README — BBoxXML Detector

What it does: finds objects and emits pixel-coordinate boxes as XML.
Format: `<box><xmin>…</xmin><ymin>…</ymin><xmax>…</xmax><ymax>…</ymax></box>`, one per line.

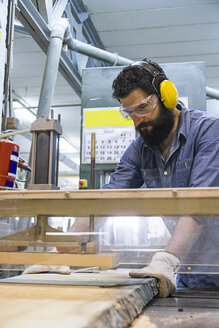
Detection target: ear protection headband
<box><xmin>131</xmin><ymin>60</ymin><xmax>178</xmax><ymax>109</ymax></box>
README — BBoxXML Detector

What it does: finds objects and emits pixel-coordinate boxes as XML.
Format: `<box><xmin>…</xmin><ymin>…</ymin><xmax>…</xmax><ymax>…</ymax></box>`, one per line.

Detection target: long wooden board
<box><xmin>0</xmin><ymin>252</ymin><xmax>120</xmax><ymax>269</ymax></box>
<box><xmin>0</xmin><ymin>273</ymin><xmax>158</xmax><ymax>328</ymax></box>
<box><xmin>0</xmin><ymin>188</ymin><xmax>218</xmax><ymax>217</ymax></box>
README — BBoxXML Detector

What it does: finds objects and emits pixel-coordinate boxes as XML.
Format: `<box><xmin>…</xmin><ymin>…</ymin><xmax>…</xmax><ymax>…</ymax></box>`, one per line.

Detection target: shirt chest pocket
<box><xmin>140</xmin><ymin>168</ymin><xmax>162</xmax><ymax>188</ymax></box>
<box><xmin>174</xmin><ymin>158</ymin><xmax>193</xmax><ymax>187</ymax></box>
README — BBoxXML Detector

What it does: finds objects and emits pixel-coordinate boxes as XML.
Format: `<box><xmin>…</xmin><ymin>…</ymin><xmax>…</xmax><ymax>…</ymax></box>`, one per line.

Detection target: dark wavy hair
<box><xmin>112</xmin><ymin>60</ymin><xmax>167</xmax><ymax>101</ymax></box>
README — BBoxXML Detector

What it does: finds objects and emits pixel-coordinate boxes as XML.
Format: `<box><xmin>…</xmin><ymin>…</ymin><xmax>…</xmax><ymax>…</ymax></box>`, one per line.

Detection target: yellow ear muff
<box><xmin>160</xmin><ymin>80</ymin><xmax>178</xmax><ymax>109</ymax></box>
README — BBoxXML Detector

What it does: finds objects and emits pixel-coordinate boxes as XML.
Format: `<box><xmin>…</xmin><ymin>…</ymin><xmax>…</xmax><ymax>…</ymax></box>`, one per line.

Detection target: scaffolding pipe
<box><xmin>37</xmin><ymin>18</ymin><xmax>69</xmax><ymax>119</ymax></box>
<box><xmin>64</xmin><ymin>31</ymin><xmax>219</xmax><ymax>100</ymax></box>
<box><xmin>64</xmin><ymin>30</ymin><xmax>132</xmax><ymax>66</ymax></box>
<box><xmin>206</xmin><ymin>86</ymin><xmax>219</xmax><ymax>100</ymax></box>
<box><xmin>35</xmin><ymin>17</ymin><xmax>219</xmax><ymax>112</ymax></box>
<box><xmin>14</xmin><ymin>21</ymin><xmax>219</xmax><ymax>101</ymax></box>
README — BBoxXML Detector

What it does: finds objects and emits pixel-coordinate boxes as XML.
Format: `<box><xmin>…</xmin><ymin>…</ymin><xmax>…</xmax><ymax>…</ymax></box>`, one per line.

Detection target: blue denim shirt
<box><xmin>104</xmin><ymin>102</ymin><xmax>219</xmax><ymax>287</ymax></box>
<box><xmin>104</xmin><ymin>102</ymin><xmax>219</xmax><ymax>189</ymax></box>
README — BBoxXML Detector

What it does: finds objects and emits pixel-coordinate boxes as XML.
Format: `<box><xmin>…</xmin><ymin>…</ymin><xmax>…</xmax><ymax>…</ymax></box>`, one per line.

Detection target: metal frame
<box><xmin>15</xmin><ymin>0</ymin><xmax>219</xmax><ymax>99</ymax></box>
<box><xmin>68</xmin><ymin>0</ymin><xmax>104</xmax><ymax>48</ymax></box>
<box><xmin>15</xmin><ymin>0</ymin><xmax>107</xmax><ymax>97</ymax></box>
<box><xmin>16</xmin><ymin>0</ymin><xmax>81</xmax><ymax>96</ymax></box>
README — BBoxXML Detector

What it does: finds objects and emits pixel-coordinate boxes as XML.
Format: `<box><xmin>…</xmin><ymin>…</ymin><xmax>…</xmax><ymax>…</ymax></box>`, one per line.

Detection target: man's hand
<box><xmin>129</xmin><ymin>252</ymin><xmax>180</xmax><ymax>297</ymax></box>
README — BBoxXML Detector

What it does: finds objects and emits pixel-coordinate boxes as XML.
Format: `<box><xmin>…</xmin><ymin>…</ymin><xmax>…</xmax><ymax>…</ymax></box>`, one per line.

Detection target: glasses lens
<box><xmin>146</xmin><ymin>94</ymin><xmax>158</xmax><ymax>110</ymax></box>
<box><xmin>119</xmin><ymin>107</ymin><xmax>132</xmax><ymax>120</ymax></box>
<box><xmin>135</xmin><ymin>95</ymin><xmax>158</xmax><ymax>115</ymax></box>
<box><xmin>119</xmin><ymin>94</ymin><xmax>158</xmax><ymax>120</ymax></box>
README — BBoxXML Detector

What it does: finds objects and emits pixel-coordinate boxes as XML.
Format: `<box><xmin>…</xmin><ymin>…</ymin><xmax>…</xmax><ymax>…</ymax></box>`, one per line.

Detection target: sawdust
<box><xmin>131</xmin><ymin>315</ymin><xmax>157</xmax><ymax>328</ymax></box>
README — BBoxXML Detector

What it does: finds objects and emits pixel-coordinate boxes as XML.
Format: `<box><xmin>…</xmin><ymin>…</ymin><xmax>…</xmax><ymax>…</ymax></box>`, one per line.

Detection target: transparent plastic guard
<box><xmin>0</xmin><ymin>215</ymin><xmax>218</xmax><ymax>278</ymax></box>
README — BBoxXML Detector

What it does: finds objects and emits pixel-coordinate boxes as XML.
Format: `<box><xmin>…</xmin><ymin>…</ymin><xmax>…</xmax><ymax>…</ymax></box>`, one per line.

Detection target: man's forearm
<box><xmin>165</xmin><ymin>216</ymin><xmax>202</xmax><ymax>258</ymax></box>
<box><xmin>68</xmin><ymin>217</ymin><xmax>106</xmax><ymax>234</ymax></box>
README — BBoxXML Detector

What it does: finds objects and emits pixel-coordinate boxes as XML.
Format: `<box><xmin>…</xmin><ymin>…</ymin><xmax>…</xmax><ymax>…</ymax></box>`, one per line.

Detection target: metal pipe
<box><xmin>37</xmin><ymin>18</ymin><xmax>70</xmax><ymax>119</ymax></box>
<box><xmin>64</xmin><ymin>33</ymin><xmax>132</xmax><ymax>66</ymax></box>
<box><xmin>206</xmin><ymin>87</ymin><xmax>219</xmax><ymax>100</ymax></box>
<box><xmin>14</xmin><ymin>20</ymin><xmax>219</xmax><ymax>100</ymax></box>
<box><xmin>64</xmin><ymin>31</ymin><xmax>219</xmax><ymax>100</ymax></box>
<box><xmin>2</xmin><ymin>0</ymin><xmax>15</xmax><ymax>131</ymax></box>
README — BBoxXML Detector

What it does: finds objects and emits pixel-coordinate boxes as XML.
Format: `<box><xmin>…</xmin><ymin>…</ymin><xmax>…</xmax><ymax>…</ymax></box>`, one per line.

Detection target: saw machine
<box><xmin>0</xmin><ymin>188</ymin><xmax>219</xmax><ymax>328</ymax></box>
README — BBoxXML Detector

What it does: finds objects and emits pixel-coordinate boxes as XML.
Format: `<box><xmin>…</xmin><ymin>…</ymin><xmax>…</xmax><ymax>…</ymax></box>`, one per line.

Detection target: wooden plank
<box><xmin>0</xmin><ymin>252</ymin><xmax>120</xmax><ymax>270</ymax></box>
<box><xmin>0</xmin><ymin>188</ymin><xmax>219</xmax><ymax>200</ymax></box>
<box><xmin>0</xmin><ymin>188</ymin><xmax>218</xmax><ymax>217</ymax></box>
<box><xmin>0</xmin><ymin>273</ymin><xmax>156</xmax><ymax>287</ymax></box>
<box><xmin>0</xmin><ymin>273</ymin><xmax>157</xmax><ymax>328</ymax></box>
<box><xmin>0</xmin><ymin>240</ymin><xmax>99</xmax><ymax>251</ymax></box>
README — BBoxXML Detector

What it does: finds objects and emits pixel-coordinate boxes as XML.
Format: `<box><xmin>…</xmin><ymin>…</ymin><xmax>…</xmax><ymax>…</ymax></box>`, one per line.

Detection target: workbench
<box><xmin>1</xmin><ymin>272</ymin><xmax>219</xmax><ymax>328</ymax></box>
<box><xmin>0</xmin><ymin>187</ymin><xmax>218</xmax><ymax>327</ymax></box>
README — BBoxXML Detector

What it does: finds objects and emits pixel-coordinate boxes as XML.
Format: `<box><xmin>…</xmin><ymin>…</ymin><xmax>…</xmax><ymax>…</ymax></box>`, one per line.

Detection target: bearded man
<box><xmin>103</xmin><ymin>59</ymin><xmax>219</xmax><ymax>296</ymax></box>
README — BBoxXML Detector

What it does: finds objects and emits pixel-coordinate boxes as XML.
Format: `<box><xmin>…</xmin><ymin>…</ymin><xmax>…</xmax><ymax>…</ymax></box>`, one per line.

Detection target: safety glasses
<box><xmin>119</xmin><ymin>94</ymin><xmax>159</xmax><ymax>120</ymax></box>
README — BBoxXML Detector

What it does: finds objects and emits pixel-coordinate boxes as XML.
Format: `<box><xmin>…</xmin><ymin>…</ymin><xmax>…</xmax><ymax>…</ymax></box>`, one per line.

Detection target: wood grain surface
<box><xmin>0</xmin><ymin>188</ymin><xmax>218</xmax><ymax>217</ymax></box>
<box><xmin>0</xmin><ymin>252</ymin><xmax>120</xmax><ymax>269</ymax></box>
<box><xmin>0</xmin><ymin>272</ymin><xmax>157</xmax><ymax>328</ymax></box>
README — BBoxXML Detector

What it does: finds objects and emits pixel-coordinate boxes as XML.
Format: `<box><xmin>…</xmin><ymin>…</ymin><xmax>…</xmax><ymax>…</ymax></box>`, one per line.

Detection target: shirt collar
<box><xmin>176</xmin><ymin>101</ymin><xmax>190</xmax><ymax>140</ymax></box>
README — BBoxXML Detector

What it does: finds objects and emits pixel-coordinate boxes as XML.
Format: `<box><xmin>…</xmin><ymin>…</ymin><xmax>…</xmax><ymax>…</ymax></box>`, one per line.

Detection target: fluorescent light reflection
<box><xmin>100</xmin><ymin>216</ymin><xmax>170</xmax><ymax>247</ymax></box>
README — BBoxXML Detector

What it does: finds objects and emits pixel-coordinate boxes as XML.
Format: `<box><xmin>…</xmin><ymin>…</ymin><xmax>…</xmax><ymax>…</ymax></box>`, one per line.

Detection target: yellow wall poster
<box><xmin>82</xmin><ymin>107</ymin><xmax>135</xmax><ymax>164</ymax></box>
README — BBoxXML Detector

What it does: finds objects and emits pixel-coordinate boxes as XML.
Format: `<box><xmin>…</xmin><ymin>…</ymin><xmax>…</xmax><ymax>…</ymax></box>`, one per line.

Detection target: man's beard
<box><xmin>136</xmin><ymin>103</ymin><xmax>175</xmax><ymax>147</ymax></box>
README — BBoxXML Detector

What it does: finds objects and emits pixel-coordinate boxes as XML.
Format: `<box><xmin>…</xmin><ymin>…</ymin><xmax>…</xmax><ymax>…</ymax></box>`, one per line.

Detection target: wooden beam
<box><xmin>0</xmin><ymin>252</ymin><xmax>120</xmax><ymax>270</ymax></box>
<box><xmin>0</xmin><ymin>188</ymin><xmax>218</xmax><ymax>217</ymax></box>
<box><xmin>0</xmin><ymin>240</ymin><xmax>99</xmax><ymax>252</ymax></box>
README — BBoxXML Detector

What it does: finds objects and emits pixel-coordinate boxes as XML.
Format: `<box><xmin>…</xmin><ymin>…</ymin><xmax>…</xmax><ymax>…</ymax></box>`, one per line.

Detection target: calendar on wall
<box><xmin>82</xmin><ymin>107</ymin><xmax>135</xmax><ymax>164</ymax></box>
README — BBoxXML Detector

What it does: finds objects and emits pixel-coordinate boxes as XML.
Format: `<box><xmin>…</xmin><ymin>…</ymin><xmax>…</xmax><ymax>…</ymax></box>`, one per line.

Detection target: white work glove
<box><xmin>129</xmin><ymin>252</ymin><xmax>180</xmax><ymax>297</ymax></box>
<box><xmin>22</xmin><ymin>265</ymin><xmax>71</xmax><ymax>275</ymax></box>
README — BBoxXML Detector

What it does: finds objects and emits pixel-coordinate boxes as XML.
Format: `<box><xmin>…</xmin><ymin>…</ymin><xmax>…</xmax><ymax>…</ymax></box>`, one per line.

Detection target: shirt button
<box><xmin>163</xmin><ymin>171</ymin><xmax>168</xmax><ymax>176</ymax></box>
<box><xmin>187</xmin><ymin>266</ymin><xmax>192</xmax><ymax>271</ymax></box>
